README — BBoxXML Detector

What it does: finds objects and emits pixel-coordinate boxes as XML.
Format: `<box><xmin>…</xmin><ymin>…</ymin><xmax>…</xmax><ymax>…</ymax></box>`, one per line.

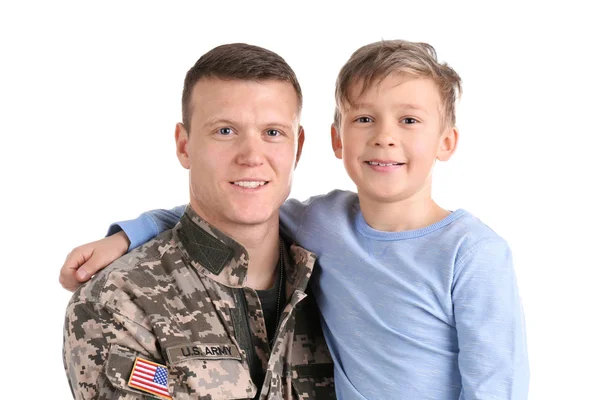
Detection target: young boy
<box><xmin>61</xmin><ymin>40</ymin><xmax>529</xmax><ymax>399</ymax></box>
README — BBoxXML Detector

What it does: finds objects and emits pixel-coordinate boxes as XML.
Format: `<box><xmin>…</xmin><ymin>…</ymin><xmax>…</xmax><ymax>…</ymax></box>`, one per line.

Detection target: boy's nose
<box><xmin>372</xmin><ymin>130</ymin><xmax>397</xmax><ymax>147</ymax></box>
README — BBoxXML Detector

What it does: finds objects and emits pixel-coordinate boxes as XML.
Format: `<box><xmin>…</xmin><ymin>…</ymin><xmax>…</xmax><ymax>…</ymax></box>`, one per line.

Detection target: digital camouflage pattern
<box><xmin>63</xmin><ymin>206</ymin><xmax>334</xmax><ymax>399</ymax></box>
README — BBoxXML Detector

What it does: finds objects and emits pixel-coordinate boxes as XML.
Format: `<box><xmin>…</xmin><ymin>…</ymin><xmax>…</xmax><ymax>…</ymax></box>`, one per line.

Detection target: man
<box><xmin>63</xmin><ymin>43</ymin><xmax>334</xmax><ymax>400</ymax></box>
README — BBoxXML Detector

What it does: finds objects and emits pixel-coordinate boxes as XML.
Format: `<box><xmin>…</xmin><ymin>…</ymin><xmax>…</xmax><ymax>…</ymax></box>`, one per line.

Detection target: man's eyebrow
<box><xmin>265</xmin><ymin>122</ymin><xmax>293</xmax><ymax>131</ymax></box>
<box><xmin>203</xmin><ymin>119</ymin><xmax>294</xmax><ymax>131</ymax></box>
<box><xmin>203</xmin><ymin>118</ymin><xmax>237</xmax><ymax>128</ymax></box>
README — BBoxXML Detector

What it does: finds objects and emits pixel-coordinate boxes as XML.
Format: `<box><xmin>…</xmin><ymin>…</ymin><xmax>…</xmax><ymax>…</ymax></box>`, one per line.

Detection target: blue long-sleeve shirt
<box><xmin>109</xmin><ymin>190</ymin><xmax>529</xmax><ymax>400</ymax></box>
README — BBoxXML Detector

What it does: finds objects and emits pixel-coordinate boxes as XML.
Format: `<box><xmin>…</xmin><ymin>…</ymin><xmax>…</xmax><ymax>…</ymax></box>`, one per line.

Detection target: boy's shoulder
<box><xmin>302</xmin><ymin>189</ymin><xmax>359</xmax><ymax>211</ymax></box>
<box><xmin>449</xmin><ymin>210</ymin><xmax>504</xmax><ymax>239</ymax></box>
<box><xmin>445</xmin><ymin>210</ymin><xmax>511</xmax><ymax>262</ymax></box>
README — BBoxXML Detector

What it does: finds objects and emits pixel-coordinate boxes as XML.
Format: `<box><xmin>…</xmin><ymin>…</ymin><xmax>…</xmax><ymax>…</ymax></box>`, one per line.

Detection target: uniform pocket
<box><xmin>167</xmin><ymin>358</ymin><xmax>256</xmax><ymax>399</ymax></box>
<box><xmin>165</xmin><ymin>342</ymin><xmax>255</xmax><ymax>399</ymax></box>
<box><xmin>291</xmin><ymin>363</ymin><xmax>335</xmax><ymax>400</ymax></box>
<box><xmin>104</xmin><ymin>344</ymin><xmax>168</xmax><ymax>399</ymax></box>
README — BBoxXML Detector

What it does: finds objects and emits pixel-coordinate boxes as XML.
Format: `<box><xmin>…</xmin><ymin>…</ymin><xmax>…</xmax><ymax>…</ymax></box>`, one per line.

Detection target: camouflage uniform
<box><xmin>63</xmin><ymin>206</ymin><xmax>335</xmax><ymax>399</ymax></box>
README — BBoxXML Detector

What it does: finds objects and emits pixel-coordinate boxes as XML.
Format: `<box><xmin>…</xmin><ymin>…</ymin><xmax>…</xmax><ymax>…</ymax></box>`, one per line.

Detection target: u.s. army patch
<box><xmin>127</xmin><ymin>357</ymin><xmax>172</xmax><ymax>399</ymax></box>
<box><xmin>166</xmin><ymin>343</ymin><xmax>242</xmax><ymax>364</ymax></box>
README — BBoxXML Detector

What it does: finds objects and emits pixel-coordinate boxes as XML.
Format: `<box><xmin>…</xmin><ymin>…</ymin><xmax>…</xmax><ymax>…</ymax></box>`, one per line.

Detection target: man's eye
<box><xmin>356</xmin><ymin>117</ymin><xmax>373</xmax><ymax>123</ymax></box>
<box><xmin>402</xmin><ymin>118</ymin><xmax>418</xmax><ymax>124</ymax></box>
<box><xmin>266</xmin><ymin>129</ymin><xmax>281</xmax><ymax>137</ymax></box>
<box><xmin>218</xmin><ymin>127</ymin><xmax>233</xmax><ymax>135</ymax></box>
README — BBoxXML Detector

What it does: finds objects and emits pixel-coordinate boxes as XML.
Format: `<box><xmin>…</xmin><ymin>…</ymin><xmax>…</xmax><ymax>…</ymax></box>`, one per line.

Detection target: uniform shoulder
<box><xmin>72</xmin><ymin>231</ymin><xmax>177</xmax><ymax>306</ymax></box>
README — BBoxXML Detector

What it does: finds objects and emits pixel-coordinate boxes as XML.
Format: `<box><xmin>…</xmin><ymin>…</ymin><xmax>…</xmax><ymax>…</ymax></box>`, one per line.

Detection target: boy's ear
<box><xmin>437</xmin><ymin>126</ymin><xmax>459</xmax><ymax>162</ymax></box>
<box><xmin>175</xmin><ymin>123</ymin><xmax>191</xmax><ymax>169</ymax></box>
<box><xmin>295</xmin><ymin>126</ymin><xmax>305</xmax><ymax>168</ymax></box>
<box><xmin>331</xmin><ymin>124</ymin><xmax>343</xmax><ymax>159</ymax></box>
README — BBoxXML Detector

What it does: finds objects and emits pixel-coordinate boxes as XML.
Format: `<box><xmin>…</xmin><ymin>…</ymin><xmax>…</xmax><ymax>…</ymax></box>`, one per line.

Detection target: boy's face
<box><xmin>176</xmin><ymin>78</ymin><xmax>304</xmax><ymax>232</ymax></box>
<box><xmin>332</xmin><ymin>74</ymin><xmax>457</xmax><ymax>205</ymax></box>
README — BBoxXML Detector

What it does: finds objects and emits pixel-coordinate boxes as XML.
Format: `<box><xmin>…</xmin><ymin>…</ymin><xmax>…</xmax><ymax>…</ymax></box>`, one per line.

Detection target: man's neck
<box><xmin>191</xmin><ymin>205</ymin><xmax>281</xmax><ymax>290</ymax></box>
<box><xmin>358</xmin><ymin>186</ymin><xmax>449</xmax><ymax>232</ymax></box>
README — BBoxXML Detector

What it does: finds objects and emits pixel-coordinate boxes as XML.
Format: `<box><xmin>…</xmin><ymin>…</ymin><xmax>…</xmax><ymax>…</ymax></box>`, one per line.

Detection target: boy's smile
<box><xmin>332</xmin><ymin>73</ymin><xmax>457</xmax><ymax>208</ymax></box>
<box><xmin>365</xmin><ymin>159</ymin><xmax>406</xmax><ymax>171</ymax></box>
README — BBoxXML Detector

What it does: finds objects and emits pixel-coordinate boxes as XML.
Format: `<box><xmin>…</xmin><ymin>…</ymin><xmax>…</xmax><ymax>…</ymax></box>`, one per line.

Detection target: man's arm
<box><xmin>60</xmin><ymin>206</ymin><xmax>185</xmax><ymax>291</ymax></box>
<box><xmin>452</xmin><ymin>238</ymin><xmax>529</xmax><ymax>399</ymax></box>
<box><xmin>64</xmin><ymin>280</ymin><xmax>162</xmax><ymax>399</ymax></box>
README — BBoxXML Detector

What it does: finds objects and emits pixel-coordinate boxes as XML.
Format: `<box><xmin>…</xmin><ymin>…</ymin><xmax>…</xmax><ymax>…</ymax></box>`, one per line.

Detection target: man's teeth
<box><xmin>367</xmin><ymin>161</ymin><xmax>401</xmax><ymax>166</ymax></box>
<box><xmin>233</xmin><ymin>181</ymin><xmax>267</xmax><ymax>188</ymax></box>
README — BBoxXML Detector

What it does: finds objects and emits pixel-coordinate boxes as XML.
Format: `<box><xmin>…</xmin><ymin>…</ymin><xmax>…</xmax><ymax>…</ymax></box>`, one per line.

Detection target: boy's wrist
<box><xmin>112</xmin><ymin>230</ymin><xmax>131</xmax><ymax>254</ymax></box>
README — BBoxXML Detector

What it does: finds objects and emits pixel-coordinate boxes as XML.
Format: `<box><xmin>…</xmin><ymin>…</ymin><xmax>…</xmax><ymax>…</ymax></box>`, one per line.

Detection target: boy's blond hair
<box><xmin>334</xmin><ymin>40</ymin><xmax>462</xmax><ymax>129</ymax></box>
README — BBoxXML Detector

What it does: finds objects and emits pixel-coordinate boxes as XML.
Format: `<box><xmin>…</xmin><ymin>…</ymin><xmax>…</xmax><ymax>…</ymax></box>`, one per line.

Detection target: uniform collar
<box><xmin>173</xmin><ymin>205</ymin><xmax>316</xmax><ymax>291</ymax></box>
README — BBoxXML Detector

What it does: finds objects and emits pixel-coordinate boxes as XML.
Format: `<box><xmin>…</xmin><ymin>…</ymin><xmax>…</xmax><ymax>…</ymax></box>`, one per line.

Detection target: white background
<box><xmin>1</xmin><ymin>1</ymin><xmax>598</xmax><ymax>398</ymax></box>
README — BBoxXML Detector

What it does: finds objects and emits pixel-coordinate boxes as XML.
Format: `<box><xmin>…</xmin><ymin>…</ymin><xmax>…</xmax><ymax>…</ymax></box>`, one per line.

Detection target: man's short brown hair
<box><xmin>182</xmin><ymin>43</ymin><xmax>302</xmax><ymax>130</ymax></box>
<box><xmin>334</xmin><ymin>40</ymin><xmax>462</xmax><ymax>129</ymax></box>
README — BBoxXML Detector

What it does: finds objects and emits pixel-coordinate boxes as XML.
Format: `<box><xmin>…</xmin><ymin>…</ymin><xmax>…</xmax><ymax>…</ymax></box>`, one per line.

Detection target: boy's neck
<box><xmin>358</xmin><ymin>190</ymin><xmax>450</xmax><ymax>232</ymax></box>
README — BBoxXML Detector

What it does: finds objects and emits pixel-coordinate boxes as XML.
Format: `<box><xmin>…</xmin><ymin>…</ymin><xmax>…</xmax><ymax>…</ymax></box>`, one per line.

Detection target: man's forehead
<box><xmin>190</xmin><ymin>79</ymin><xmax>299</xmax><ymax>119</ymax></box>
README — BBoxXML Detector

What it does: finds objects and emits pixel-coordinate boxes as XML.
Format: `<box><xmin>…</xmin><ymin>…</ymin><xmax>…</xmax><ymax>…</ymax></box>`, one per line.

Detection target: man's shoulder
<box><xmin>75</xmin><ymin>230</ymin><xmax>179</xmax><ymax>304</ymax></box>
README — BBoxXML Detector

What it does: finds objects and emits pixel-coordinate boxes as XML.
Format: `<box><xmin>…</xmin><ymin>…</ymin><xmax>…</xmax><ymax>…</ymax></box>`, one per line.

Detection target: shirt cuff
<box><xmin>106</xmin><ymin>214</ymin><xmax>159</xmax><ymax>251</ymax></box>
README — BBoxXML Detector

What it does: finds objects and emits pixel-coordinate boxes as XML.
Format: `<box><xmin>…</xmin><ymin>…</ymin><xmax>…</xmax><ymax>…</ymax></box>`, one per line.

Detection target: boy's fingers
<box><xmin>64</xmin><ymin>245</ymin><xmax>94</xmax><ymax>270</ymax></box>
<box><xmin>76</xmin><ymin>255</ymin><xmax>105</xmax><ymax>282</ymax></box>
<box><xmin>59</xmin><ymin>263</ymin><xmax>82</xmax><ymax>292</ymax></box>
<box><xmin>60</xmin><ymin>245</ymin><xmax>95</xmax><ymax>289</ymax></box>
<box><xmin>58</xmin><ymin>272</ymin><xmax>77</xmax><ymax>292</ymax></box>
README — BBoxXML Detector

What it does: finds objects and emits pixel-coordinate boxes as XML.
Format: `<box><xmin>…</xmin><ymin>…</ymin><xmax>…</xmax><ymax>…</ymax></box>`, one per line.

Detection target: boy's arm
<box><xmin>108</xmin><ymin>205</ymin><xmax>186</xmax><ymax>250</ymax></box>
<box><xmin>59</xmin><ymin>206</ymin><xmax>185</xmax><ymax>291</ymax></box>
<box><xmin>452</xmin><ymin>238</ymin><xmax>529</xmax><ymax>400</ymax></box>
<box><xmin>279</xmin><ymin>197</ymin><xmax>311</xmax><ymax>240</ymax></box>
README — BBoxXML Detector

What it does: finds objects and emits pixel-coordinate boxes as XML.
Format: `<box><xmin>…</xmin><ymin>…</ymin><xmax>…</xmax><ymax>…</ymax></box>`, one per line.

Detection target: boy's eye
<box><xmin>402</xmin><ymin>118</ymin><xmax>418</xmax><ymax>124</ymax></box>
<box><xmin>218</xmin><ymin>127</ymin><xmax>233</xmax><ymax>135</ymax></box>
<box><xmin>266</xmin><ymin>129</ymin><xmax>281</xmax><ymax>137</ymax></box>
<box><xmin>356</xmin><ymin>116</ymin><xmax>373</xmax><ymax>123</ymax></box>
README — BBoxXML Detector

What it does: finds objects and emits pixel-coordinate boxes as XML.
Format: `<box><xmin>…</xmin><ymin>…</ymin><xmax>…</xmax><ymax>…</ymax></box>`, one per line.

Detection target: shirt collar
<box><xmin>173</xmin><ymin>205</ymin><xmax>316</xmax><ymax>291</ymax></box>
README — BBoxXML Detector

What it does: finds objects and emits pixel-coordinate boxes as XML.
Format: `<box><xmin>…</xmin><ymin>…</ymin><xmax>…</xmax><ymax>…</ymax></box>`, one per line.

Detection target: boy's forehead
<box><xmin>343</xmin><ymin>73</ymin><xmax>442</xmax><ymax>110</ymax></box>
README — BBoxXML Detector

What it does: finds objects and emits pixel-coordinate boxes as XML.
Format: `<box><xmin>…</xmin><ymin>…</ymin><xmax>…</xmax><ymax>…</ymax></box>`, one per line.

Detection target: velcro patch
<box><xmin>166</xmin><ymin>343</ymin><xmax>242</xmax><ymax>364</ymax></box>
<box><xmin>127</xmin><ymin>357</ymin><xmax>172</xmax><ymax>399</ymax></box>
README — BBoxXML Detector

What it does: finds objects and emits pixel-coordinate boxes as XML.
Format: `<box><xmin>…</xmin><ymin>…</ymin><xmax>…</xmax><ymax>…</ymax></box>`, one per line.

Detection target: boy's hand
<box><xmin>59</xmin><ymin>231</ymin><xmax>131</xmax><ymax>292</ymax></box>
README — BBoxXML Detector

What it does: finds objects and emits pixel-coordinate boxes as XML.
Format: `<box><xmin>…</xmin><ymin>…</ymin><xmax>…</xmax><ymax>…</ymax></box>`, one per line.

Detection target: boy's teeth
<box><xmin>368</xmin><ymin>161</ymin><xmax>399</xmax><ymax>166</ymax></box>
<box><xmin>233</xmin><ymin>181</ymin><xmax>267</xmax><ymax>188</ymax></box>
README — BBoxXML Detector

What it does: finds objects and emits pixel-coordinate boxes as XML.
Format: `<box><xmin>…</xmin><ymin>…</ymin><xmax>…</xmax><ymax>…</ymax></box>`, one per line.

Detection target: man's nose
<box><xmin>236</xmin><ymin>134</ymin><xmax>266</xmax><ymax>166</ymax></box>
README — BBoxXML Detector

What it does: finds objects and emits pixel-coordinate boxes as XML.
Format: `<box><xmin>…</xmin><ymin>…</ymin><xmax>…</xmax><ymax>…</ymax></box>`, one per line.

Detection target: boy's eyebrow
<box><xmin>349</xmin><ymin>102</ymin><xmax>429</xmax><ymax>114</ymax></box>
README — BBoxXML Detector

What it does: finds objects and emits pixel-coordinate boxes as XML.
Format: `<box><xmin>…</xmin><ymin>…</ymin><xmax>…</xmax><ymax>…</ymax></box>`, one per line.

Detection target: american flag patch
<box><xmin>127</xmin><ymin>357</ymin><xmax>172</xmax><ymax>399</ymax></box>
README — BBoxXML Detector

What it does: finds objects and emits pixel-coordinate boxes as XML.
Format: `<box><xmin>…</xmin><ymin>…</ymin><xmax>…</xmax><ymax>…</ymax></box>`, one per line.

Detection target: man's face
<box><xmin>332</xmin><ymin>74</ymin><xmax>456</xmax><ymax>205</ymax></box>
<box><xmin>176</xmin><ymin>78</ymin><xmax>303</xmax><ymax>231</ymax></box>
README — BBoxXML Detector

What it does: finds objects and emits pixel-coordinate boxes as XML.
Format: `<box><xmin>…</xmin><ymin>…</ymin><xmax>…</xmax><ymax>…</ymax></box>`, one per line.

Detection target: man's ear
<box><xmin>295</xmin><ymin>126</ymin><xmax>305</xmax><ymax>168</ymax></box>
<box><xmin>175</xmin><ymin>123</ymin><xmax>191</xmax><ymax>169</ymax></box>
<box><xmin>437</xmin><ymin>126</ymin><xmax>459</xmax><ymax>162</ymax></box>
<box><xmin>331</xmin><ymin>124</ymin><xmax>343</xmax><ymax>159</ymax></box>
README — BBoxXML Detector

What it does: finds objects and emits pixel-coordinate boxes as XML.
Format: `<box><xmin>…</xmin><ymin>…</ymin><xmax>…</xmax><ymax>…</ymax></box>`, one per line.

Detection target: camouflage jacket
<box><xmin>63</xmin><ymin>206</ymin><xmax>335</xmax><ymax>400</ymax></box>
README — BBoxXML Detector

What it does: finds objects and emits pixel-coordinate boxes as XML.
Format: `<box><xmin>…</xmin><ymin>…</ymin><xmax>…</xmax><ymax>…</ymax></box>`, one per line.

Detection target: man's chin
<box><xmin>226</xmin><ymin>208</ymin><xmax>279</xmax><ymax>227</ymax></box>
